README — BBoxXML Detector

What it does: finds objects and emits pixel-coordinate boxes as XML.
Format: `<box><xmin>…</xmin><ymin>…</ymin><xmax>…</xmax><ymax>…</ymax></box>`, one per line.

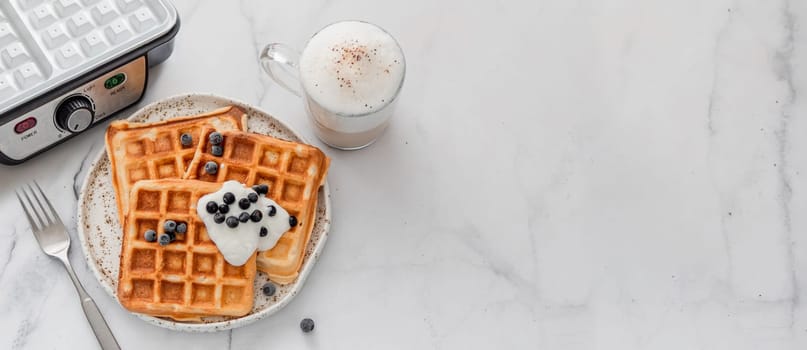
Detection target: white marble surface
<box><xmin>2</xmin><ymin>0</ymin><xmax>807</xmax><ymax>348</ymax></box>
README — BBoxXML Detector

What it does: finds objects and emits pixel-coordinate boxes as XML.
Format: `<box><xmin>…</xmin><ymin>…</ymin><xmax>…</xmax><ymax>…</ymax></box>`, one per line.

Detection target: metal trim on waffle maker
<box><xmin>0</xmin><ymin>16</ymin><xmax>180</xmax><ymax>165</ymax></box>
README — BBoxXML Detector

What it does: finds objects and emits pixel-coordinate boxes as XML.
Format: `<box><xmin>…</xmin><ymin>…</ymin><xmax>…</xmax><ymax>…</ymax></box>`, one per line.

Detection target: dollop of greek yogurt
<box><xmin>196</xmin><ymin>181</ymin><xmax>291</xmax><ymax>266</ymax></box>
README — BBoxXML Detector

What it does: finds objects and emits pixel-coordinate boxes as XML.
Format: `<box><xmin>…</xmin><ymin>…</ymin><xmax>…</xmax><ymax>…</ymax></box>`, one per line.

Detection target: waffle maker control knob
<box><xmin>55</xmin><ymin>95</ymin><xmax>94</xmax><ymax>133</ymax></box>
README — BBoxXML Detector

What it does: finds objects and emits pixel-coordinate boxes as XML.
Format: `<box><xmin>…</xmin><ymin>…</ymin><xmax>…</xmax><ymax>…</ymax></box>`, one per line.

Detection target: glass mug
<box><xmin>259</xmin><ymin>21</ymin><xmax>406</xmax><ymax>150</ymax></box>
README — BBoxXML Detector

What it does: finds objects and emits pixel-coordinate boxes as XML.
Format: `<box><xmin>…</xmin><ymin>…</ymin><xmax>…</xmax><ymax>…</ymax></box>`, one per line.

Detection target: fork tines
<box><xmin>16</xmin><ymin>181</ymin><xmax>62</xmax><ymax>231</ymax></box>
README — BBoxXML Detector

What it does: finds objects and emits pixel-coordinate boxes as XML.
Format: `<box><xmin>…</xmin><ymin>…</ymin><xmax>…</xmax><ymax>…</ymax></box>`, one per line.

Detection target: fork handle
<box><xmin>58</xmin><ymin>255</ymin><xmax>121</xmax><ymax>350</ymax></box>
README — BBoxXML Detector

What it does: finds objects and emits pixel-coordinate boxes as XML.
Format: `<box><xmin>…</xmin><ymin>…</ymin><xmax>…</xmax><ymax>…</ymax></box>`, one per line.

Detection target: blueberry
<box><xmin>219</xmin><ymin>203</ymin><xmax>230</xmax><ymax>214</ymax></box>
<box><xmin>213</xmin><ymin>212</ymin><xmax>225</xmax><ymax>224</ymax></box>
<box><xmin>209</xmin><ymin>132</ymin><xmax>223</xmax><ymax>145</ymax></box>
<box><xmin>163</xmin><ymin>220</ymin><xmax>177</xmax><ymax>233</ymax></box>
<box><xmin>176</xmin><ymin>222</ymin><xmax>187</xmax><ymax>234</ymax></box>
<box><xmin>222</xmin><ymin>192</ymin><xmax>235</xmax><ymax>204</ymax></box>
<box><xmin>158</xmin><ymin>233</ymin><xmax>172</xmax><ymax>246</ymax></box>
<box><xmin>248</xmin><ymin>192</ymin><xmax>258</xmax><ymax>203</ymax></box>
<box><xmin>261</xmin><ymin>282</ymin><xmax>276</xmax><ymax>296</ymax></box>
<box><xmin>267</xmin><ymin>205</ymin><xmax>277</xmax><ymax>217</ymax></box>
<box><xmin>238</xmin><ymin>212</ymin><xmax>250</xmax><ymax>223</ymax></box>
<box><xmin>300</xmin><ymin>318</ymin><xmax>315</xmax><ymax>333</ymax></box>
<box><xmin>259</xmin><ymin>227</ymin><xmax>268</xmax><ymax>237</ymax></box>
<box><xmin>206</xmin><ymin>201</ymin><xmax>219</xmax><ymax>214</ymax></box>
<box><xmin>204</xmin><ymin>161</ymin><xmax>218</xmax><ymax>175</ymax></box>
<box><xmin>144</xmin><ymin>229</ymin><xmax>157</xmax><ymax>242</ymax></box>
<box><xmin>211</xmin><ymin>145</ymin><xmax>223</xmax><ymax>157</ymax></box>
<box><xmin>289</xmin><ymin>216</ymin><xmax>298</xmax><ymax>227</ymax></box>
<box><xmin>180</xmin><ymin>133</ymin><xmax>193</xmax><ymax>147</ymax></box>
<box><xmin>250</xmin><ymin>210</ymin><xmax>263</xmax><ymax>222</ymax></box>
<box><xmin>239</xmin><ymin>198</ymin><xmax>250</xmax><ymax>210</ymax></box>
<box><xmin>252</xmin><ymin>184</ymin><xmax>268</xmax><ymax>195</ymax></box>
<box><xmin>226</xmin><ymin>216</ymin><xmax>239</xmax><ymax>228</ymax></box>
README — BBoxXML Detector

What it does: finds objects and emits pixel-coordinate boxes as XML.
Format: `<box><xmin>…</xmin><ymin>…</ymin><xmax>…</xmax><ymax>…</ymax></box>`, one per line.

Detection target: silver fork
<box><xmin>16</xmin><ymin>181</ymin><xmax>120</xmax><ymax>350</ymax></box>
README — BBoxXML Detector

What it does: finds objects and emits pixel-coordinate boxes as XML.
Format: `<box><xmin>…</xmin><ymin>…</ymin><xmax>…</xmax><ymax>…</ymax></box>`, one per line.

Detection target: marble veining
<box><xmin>72</xmin><ymin>144</ymin><xmax>99</xmax><ymax>200</ymax></box>
<box><xmin>1</xmin><ymin>0</ymin><xmax>807</xmax><ymax>349</ymax></box>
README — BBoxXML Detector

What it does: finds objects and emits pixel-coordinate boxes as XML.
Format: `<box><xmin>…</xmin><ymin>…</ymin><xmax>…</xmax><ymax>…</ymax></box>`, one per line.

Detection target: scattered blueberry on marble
<box><xmin>144</xmin><ymin>229</ymin><xmax>157</xmax><ymax>242</ymax></box>
<box><xmin>176</xmin><ymin>222</ymin><xmax>187</xmax><ymax>234</ymax></box>
<box><xmin>300</xmin><ymin>318</ymin><xmax>315</xmax><ymax>333</ymax></box>
<box><xmin>163</xmin><ymin>220</ymin><xmax>177</xmax><ymax>233</ymax></box>
<box><xmin>250</xmin><ymin>210</ymin><xmax>262</xmax><ymax>222</ymax></box>
<box><xmin>223</xmin><ymin>192</ymin><xmax>235</xmax><ymax>204</ymax></box>
<box><xmin>259</xmin><ymin>227</ymin><xmax>268</xmax><ymax>237</ymax></box>
<box><xmin>219</xmin><ymin>203</ymin><xmax>230</xmax><ymax>214</ymax></box>
<box><xmin>211</xmin><ymin>145</ymin><xmax>223</xmax><ymax>157</ymax></box>
<box><xmin>239</xmin><ymin>198</ymin><xmax>250</xmax><ymax>210</ymax></box>
<box><xmin>253</xmin><ymin>184</ymin><xmax>268</xmax><ymax>195</ymax></box>
<box><xmin>204</xmin><ymin>161</ymin><xmax>218</xmax><ymax>175</ymax></box>
<box><xmin>261</xmin><ymin>282</ymin><xmax>276</xmax><ymax>296</ymax></box>
<box><xmin>238</xmin><ymin>212</ymin><xmax>250</xmax><ymax>223</ymax></box>
<box><xmin>267</xmin><ymin>205</ymin><xmax>276</xmax><ymax>217</ymax></box>
<box><xmin>206</xmin><ymin>201</ymin><xmax>219</xmax><ymax>214</ymax></box>
<box><xmin>214</xmin><ymin>213</ymin><xmax>225</xmax><ymax>224</ymax></box>
<box><xmin>180</xmin><ymin>133</ymin><xmax>193</xmax><ymax>147</ymax></box>
<box><xmin>247</xmin><ymin>192</ymin><xmax>258</xmax><ymax>203</ymax></box>
<box><xmin>158</xmin><ymin>233</ymin><xmax>172</xmax><ymax>246</ymax></box>
<box><xmin>226</xmin><ymin>216</ymin><xmax>239</xmax><ymax>228</ymax></box>
<box><xmin>289</xmin><ymin>215</ymin><xmax>298</xmax><ymax>227</ymax></box>
<box><xmin>209</xmin><ymin>132</ymin><xmax>223</xmax><ymax>145</ymax></box>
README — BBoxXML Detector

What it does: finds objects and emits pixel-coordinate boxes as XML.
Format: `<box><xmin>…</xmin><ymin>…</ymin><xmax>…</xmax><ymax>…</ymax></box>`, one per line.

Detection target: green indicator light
<box><xmin>104</xmin><ymin>73</ymin><xmax>126</xmax><ymax>89</ymax></box>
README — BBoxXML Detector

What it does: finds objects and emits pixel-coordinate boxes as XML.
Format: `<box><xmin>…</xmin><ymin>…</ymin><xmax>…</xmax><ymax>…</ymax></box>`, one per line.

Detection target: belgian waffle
<box><xmin>184</xmin><ymin>130</ymin><xmax>330</xmax><ymax>284</ymax></box>
<box><xmin>105</xmin><ymin>106</ymin><xmax>247</xmax><ymax>223</ymax></box>
<box><xmin>117</xmin><ymin>179</ymin><xmax>256</xmax><ymax>320</ymax></box>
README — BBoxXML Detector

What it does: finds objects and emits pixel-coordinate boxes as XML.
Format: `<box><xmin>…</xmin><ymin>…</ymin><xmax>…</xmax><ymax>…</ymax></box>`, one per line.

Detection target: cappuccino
<box><xmin>299</xmin><ymin>21</ymin><xmax>405</xmax><ymax>149</ymax></box>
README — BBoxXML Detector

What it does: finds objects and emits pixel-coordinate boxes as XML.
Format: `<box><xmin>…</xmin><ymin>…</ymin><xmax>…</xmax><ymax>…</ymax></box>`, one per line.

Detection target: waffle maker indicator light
<box><xmin>14</xmin><ymin>117</ymin><xmax>37</xmax><ymax>134</ymax></box>
<box><xmin>104</xmin><ymin>73</ymin><xmax>126</xmax><ymax>89</ymax></box>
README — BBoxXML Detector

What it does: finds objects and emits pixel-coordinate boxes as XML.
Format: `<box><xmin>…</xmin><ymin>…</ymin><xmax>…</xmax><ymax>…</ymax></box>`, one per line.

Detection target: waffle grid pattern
<box><xmin>106</xmin><ymin>107</ymin><xmax>245</xmax><ymax>222</ymax></box>
<box><xmin>186</xmin><ymin>130</ymin><xmax>329</xmax><ymax>283</ymax></box>
<box><xmin>0</xmin><ymin>10</ymin><xmax>44</xmax><ymax>98</ymax></box>
<box><xmin>118</xmin><ymin>180</ymin><xmax>256</xmax><ymax>318</ymax></box>
<box><xmin>1</xmin><ymin>0</ymin><xmax>167</xmax><ymax>103</ymax></box>
<box><xmin>120</xmin><ymin>124</ymin><xmax>202</xmax><ymax>184</ymax></box>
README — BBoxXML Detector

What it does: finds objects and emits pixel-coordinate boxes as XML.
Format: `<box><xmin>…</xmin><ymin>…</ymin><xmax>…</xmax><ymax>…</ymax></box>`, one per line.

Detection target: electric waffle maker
<box><xmin>0</xmin><ymin>0</ymin><xmax>179</xmax><ymax>164</ymax></box>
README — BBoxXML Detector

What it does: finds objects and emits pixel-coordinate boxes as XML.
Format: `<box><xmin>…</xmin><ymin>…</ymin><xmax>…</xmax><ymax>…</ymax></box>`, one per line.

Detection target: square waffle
<box><xmin>117</xmin><ymin>179</ymin><xmax>256</xmax><ymax>319</ymax></box>
<box><xmin>184</xmin><ymin>130</ymin><xmax>329</xmax><ymax>284</ymax></box>
<box><xmin>105</xmin><ymin>106</ymin><xmax>247</xmax><ymax>222</ymax></box>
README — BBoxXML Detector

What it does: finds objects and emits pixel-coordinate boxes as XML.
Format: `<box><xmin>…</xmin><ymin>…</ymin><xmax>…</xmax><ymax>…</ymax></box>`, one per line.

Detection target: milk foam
<box><xmin>299</xmin><ymin>21</ymin><xmax>405</xmax><ymax>116</ymax></box>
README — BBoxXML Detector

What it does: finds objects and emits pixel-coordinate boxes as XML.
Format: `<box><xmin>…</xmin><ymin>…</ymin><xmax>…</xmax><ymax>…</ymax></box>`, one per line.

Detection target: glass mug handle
<box><xmin>259</xmin><ymin>43</ymin><xmax>303</xmax><ymax>97</ymax></box>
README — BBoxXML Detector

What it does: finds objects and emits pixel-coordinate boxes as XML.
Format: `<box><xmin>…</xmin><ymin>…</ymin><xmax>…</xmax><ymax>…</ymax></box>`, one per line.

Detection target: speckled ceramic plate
<box><xmin>76</xmin><ymin>93</ymin><xmax>332</xmax><ymax>332</ymax></box>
